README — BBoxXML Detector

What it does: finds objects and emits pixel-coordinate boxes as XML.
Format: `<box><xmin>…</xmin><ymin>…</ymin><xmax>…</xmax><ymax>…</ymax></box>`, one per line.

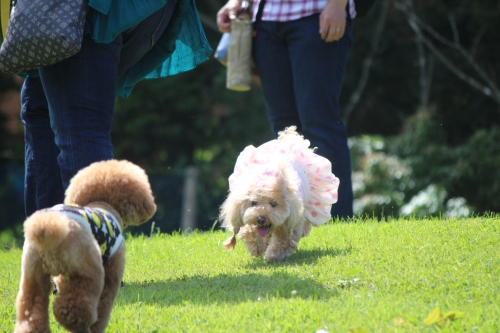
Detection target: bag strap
<box><xmin>255</xmin><ymin>0</ymin><xmax>265</xmax><ymax>22</ymax></box>
<box><xmin>1</xmin><ymin>0</ymin><xmax>12</xmax><ymax>40</ymax></box>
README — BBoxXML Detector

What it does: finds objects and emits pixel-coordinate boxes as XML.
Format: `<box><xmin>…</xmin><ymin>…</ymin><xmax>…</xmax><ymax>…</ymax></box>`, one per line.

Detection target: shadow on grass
<box><xmin>244</xmin><ymin>246</ymin><xmax>352</xmax><ymax>269</ymax></box>
<box><xmin>118</xmin><ymin>246</ymin><xmax>350</xmax><ymax>306</ymax></box>
<box><xmin>118</xmin><ymin>271</ymin><xmax>339</xmax><ymax>306</ymax></box>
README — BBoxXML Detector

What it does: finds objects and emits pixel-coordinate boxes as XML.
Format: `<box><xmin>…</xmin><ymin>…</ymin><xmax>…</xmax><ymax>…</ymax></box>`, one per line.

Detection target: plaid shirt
<box><xmin>252</xmin><ymin>0</ymin><xmax>356</xmax><ymax>22</ymax></box>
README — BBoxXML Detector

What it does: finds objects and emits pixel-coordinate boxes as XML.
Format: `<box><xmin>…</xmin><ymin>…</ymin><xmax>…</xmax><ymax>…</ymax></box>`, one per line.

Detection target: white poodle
<box><xmin>220</xmin><ymin>127</ymin><xmax>339</xmax><ymax>261</ymax></box>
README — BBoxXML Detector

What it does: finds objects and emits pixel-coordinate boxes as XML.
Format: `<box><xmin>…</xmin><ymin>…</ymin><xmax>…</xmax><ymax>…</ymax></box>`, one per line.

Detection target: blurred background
<box><xmin>1</xmin><ymin>0</ymin><xmax>499</xmax><ymax>244</ymax></box>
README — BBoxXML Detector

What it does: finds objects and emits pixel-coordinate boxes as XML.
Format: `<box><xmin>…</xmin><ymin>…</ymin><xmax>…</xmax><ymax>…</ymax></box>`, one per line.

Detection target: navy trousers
<box><xmin>252</xmin><ymin>13</ymin><xmax>354</xmax><ymax>218</ymax></box>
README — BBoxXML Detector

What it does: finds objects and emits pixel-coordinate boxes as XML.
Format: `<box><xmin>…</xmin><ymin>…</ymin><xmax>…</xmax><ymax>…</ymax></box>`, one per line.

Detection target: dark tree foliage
<box><xmin>342</xmin><ymin>0</ymin><xmax>500</xmax><ymax>143</ymax></box>
<box><xmin>0</xmin><ymin>72</ymin><xmax>24</xmax><ymax>162</ymax></box>
<box><xmin>0</xmin><ymin>73</ymin><xmax>25</xmax><ymax>232</ymax></box>
<box><xmin>0</xmin><ymin>0</ymin><xmax>499</xmax><ymax>233</ymax></box>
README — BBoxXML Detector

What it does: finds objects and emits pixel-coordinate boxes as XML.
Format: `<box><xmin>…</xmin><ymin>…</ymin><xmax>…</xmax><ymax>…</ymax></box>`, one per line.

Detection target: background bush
<box><xmin>352</xmin><ymin>108</ymin><xmax>499</xmax><ymax>218</ymax></box>
<box><xmin>1</xmin><ymin>0</ymin><xmax>499</xmax><ymax>241</ymax></box>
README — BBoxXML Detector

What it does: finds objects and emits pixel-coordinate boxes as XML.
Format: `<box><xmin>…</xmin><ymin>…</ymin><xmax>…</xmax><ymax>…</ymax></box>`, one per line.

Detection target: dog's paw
<box><xmin>264</xmin><ymin>243</ymin><xmax>296</xmax><ymax>261</ymax></box>
<box><xmin>264</xmin><ymin>252</ymin><xmax>288</xmax><ymax>262</ymax></box>
<box><xmin>242</xmin><ymin>241</ymin><xmax>264</xmax><ymax>257</ymax></box>
<box><xmin>14</xmin><ymin>320</ymin><xmax>50</xmax><ymax>333</ymax></box>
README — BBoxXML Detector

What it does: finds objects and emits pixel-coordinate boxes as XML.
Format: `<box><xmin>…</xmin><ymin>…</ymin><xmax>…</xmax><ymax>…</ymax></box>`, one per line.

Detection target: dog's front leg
<box><xmin>264</xmin><ymin>225</ymin><xmax>294</xmax><ymax>261</ymax></box>
<box><xmin>15</xmin><ymin>247</ymin><xmax>52</xmax><ymax>333</ymax></box>
<box><xmin>90</xmin><ymin>243</ymin><xmax>125</xmax><ymax>333</ymax></box>
<box><xmin>238</xmin><ymin>224</ymin><xmax>266</xmax><ymax>257</ymax></box>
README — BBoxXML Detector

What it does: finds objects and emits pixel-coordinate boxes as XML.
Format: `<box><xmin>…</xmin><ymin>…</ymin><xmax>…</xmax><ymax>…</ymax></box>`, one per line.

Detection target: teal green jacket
<box><xmin>26</xmin><ymin>0</ymin><xmax>212</xmax><ymax>97</ymax></box>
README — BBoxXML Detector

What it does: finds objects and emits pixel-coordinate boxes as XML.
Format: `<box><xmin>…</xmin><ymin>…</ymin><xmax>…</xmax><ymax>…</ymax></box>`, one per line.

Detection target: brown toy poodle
<box><xmin>14</xmin><ymin>160</ymin><xmax>156</xmax><ymax>333</ymax></box>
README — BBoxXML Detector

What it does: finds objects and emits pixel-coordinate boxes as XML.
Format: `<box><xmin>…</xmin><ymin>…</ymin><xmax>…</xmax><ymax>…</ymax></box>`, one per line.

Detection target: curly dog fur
<box><xmin>220</xmin><ymin>127</ymin><xmax>337</xmax><ymax>261</ymax></box>
<box><xmin>14</xmin><ymin>160</ymin><xmax>156</xmax><ymax>333</ymax></box>
<box><xmin>220</xmin><ymin>157</ymin><xmax>310</xmax><ymax>261</ymax></box>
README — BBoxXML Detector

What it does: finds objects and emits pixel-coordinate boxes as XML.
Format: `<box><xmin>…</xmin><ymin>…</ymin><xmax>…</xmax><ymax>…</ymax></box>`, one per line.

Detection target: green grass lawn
<box><xmin>1</xmin><ymin>216</ymin><xmax>499</xmax><ymax>332</ymax></box>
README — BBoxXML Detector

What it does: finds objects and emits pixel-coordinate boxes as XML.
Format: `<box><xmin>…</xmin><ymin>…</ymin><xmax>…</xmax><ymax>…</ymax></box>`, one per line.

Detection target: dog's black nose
<box><xmin>257</xmin><ymin>216</ymin><xmax>266</xmax><ymax>225</ymax></box>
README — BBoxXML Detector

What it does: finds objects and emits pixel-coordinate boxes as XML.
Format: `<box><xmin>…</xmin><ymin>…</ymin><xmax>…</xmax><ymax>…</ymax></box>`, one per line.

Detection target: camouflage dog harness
<box><xmin>50</xmin><ymin>204</ymin><xmax>124</xmax><ymax>264</ymax></box>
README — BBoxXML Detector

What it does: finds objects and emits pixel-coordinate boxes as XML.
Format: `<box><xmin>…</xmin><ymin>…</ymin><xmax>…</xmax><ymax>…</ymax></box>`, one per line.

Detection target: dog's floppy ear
<box><xmin>219</xmin><ymin>196</ymin><xmax>243</xmax><ymax>233</ymax></box>
<box><xmin>65</xmin><ymin>160</ymin><xmax>157</xmax><ymax>226</ymax></box>
<box><xmin>223</xmin><ymin>234</ymin><xmax>237</xmax><ymax>251</ymax></box>
<box><xmin>219</xmin><ymin>191</ymin><xmax>245</xmax><ymax>250</ymax></box>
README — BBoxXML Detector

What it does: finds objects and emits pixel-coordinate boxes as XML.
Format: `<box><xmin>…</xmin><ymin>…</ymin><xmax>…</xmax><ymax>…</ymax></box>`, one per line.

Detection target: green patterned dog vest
<box><xmin>50</xmin><ymin>204</ymin><xmax>124</xmax><ymax>264</ymax></box>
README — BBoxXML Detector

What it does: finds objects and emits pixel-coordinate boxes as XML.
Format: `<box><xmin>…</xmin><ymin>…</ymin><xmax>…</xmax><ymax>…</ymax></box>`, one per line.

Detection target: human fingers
<box><xmin>319</xmin><ymin>0</ymin><xmax>347</xmax><ymax>42</ymax></box>
<box><xmin>217</xmin><ymin>2</ymin><xmax>241</xmax><ymax>33</ymax></box>
<box><xmin>217</xmin><ymin>8</ymin><xmax>232</xmax><ymax>32</ymax></box>
<box><xmin>325</xmin><ymin>23</ymin><xmax>345</xmax><ymax>42</ymax></box>
<box><xmin>319</xmin><ymin>14</ymin><xmax>346</xmax><ymax>42</ymax></box>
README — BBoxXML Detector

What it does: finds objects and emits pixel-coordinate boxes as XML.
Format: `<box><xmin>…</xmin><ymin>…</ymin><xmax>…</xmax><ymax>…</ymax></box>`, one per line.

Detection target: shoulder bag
<box><xmin>0</xmin><ymin>0</ymin><xmax>87</xmax><ymax>73</ymax></box>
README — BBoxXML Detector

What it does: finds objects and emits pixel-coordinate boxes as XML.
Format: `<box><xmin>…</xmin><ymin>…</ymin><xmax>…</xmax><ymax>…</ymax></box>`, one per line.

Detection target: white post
<box><xmin>180</xmin><ymin>166</ymin><xmax>198</xmax><ymax>232</ymax></box>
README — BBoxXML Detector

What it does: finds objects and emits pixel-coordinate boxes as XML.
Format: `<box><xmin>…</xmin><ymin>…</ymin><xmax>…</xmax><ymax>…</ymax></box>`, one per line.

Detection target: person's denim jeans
<box><xmin>20</xmin><ymin>2</ymin><xmax>176</xmax><ymax>216</ymax></box>
<box><xmin>252</xmin><ymin>13</ymin><xmax>354</xmax><ymax>218</ymax></box>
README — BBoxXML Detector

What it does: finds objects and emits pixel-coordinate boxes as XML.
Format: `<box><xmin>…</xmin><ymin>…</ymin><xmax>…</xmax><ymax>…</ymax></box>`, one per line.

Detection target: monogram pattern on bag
<box><xmin>0</xmin><ymin>0</ymin><xmax>86</xmax><ymax>73</ymax></box>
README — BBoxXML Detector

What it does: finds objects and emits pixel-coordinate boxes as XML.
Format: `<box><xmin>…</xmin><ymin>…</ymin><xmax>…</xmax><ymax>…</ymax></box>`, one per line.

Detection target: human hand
<box><xmin>217</xmin><ymin>0</ymin><xmax>242</xmax><ymax>33</ymax></box>
<box><xmin>319</xmin><ymin>0</ymin><xmax>348</xmax><ymax>42</ymax></box>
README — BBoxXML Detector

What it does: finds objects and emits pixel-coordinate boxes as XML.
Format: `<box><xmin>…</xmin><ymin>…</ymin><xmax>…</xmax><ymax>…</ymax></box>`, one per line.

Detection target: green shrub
<box><xmin>452</xmin><ymin>127</ymin><xmax>500</xmax><ymax>212</ymax></box>
<box><xmin>351</xmin><ymin>108</ymin><xmax>499</xmax><ymax>217</ymax></box>
<box><xmin>350</xmin><ymin>136</ymin><xmax>413</xmax><ymax>217</ymax></box>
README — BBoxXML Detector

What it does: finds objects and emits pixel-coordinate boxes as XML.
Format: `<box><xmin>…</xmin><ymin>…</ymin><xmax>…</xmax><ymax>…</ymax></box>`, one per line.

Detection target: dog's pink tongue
<box><xmin>258</xmin><ymin>226</ymin><xmax>270</xmax><ymax>237</ymax></box>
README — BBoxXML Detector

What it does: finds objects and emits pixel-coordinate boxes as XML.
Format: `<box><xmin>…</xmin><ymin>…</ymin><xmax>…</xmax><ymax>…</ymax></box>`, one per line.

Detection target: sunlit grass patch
<box><xmin>1</xmin><ymin>216</ymin><xmax>499</xmax><ymax>332</ymax></box>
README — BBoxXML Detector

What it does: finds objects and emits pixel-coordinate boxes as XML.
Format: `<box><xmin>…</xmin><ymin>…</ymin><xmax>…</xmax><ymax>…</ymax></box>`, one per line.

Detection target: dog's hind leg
<box><xmin>52</xmin><ymin>272</ymin><xmax>104</xmax><ymax>333</ymax></box>
<box><xmin>302</xmin><ymin>220</ymin><xmax>312</xmax><ymax>237</ymax></box>
<box><xmin>14</xmin><ymin>246</ymin><xmax>52</xmax><ymax>333</ymax></box>
<box><xmin>90</xmin><ymin>243</ymin><xmax>125</xmax><ymax>333</ymax></box>
<box><xmin>290</xmin><ymin>219</ymin><xmax>306</xmax><ymax>247</ymax></box>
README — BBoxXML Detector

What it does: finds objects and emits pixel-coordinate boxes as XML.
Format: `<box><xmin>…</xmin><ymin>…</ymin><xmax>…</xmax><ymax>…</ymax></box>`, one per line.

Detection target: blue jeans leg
<box><xmin>39</xmin><ymin>36</ymin><xmax>119</xmax><ymax>190</ymax></box>
<box><xmin>20</xmin><ymin>3</ymin><xmax>174</xmax><ymax>216</ymax></box>
<box><xmin>21</xmin><ymin>77</ymin><xmax>64</xmax><ymax>216</ymax></box>
<box><xmin>253</xmin><ymin>14</ymin><xmax>354</xmax><ymax>218</ymax></box>
<box><xmin>20</xmin><ymin>36</ymin><xmax>119</xmax><ymax>217</ymax></box>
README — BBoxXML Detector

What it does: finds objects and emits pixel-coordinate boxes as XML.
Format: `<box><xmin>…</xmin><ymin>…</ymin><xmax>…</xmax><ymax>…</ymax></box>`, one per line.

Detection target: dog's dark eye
<box><xmin>270</xmin><ymin>201</ymin><xmax>278</xmax><ymax>207</ymax></box>
<box><xmin>251</xmin><ymin>201</ymin><xmax>258</xmax><ymax>207</ymax></box>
